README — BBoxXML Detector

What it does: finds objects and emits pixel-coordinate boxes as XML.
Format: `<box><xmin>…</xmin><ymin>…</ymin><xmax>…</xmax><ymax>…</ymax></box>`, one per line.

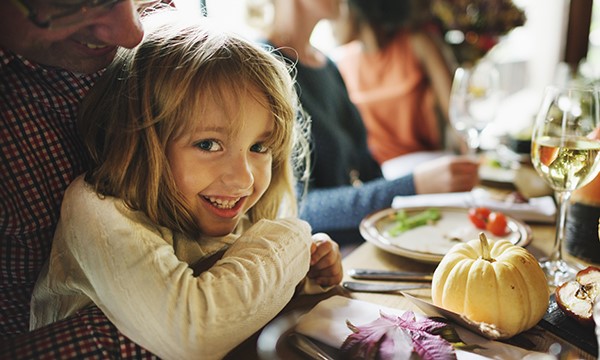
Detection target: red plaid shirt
<box><xmin>0</xmin><ymin>48</ymin><xmax>157</xmax><ymax>358</ymax></box>
<box><xmin>0</xmin><ymin>47</ymin><xmax>99</xmax><ymax>335</ymax></box>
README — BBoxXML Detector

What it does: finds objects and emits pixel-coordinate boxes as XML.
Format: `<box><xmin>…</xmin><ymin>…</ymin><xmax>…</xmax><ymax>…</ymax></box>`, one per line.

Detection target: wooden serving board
<box><xmin>537</xmin><ymin>294</ymin><xmax>598</xmax><ymax>357</ymax></box>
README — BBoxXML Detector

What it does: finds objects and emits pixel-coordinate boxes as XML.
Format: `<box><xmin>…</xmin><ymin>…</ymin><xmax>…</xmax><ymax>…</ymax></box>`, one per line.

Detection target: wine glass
<box><xmin>449</xmin><ymin>61</ymin><xmax>501</xmax><ymax>155</ymax></box>
<box><xmin>531</xmin><ymin>85</ymin><xmax>600</xmax><ymax>286</ymax></box>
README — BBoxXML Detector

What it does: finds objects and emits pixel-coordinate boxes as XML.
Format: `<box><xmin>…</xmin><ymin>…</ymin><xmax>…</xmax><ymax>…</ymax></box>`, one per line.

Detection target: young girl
<box><xmin>29</xmin><ymin>11</ymin><xmax>342</xmax><ymax>360</ymax></box>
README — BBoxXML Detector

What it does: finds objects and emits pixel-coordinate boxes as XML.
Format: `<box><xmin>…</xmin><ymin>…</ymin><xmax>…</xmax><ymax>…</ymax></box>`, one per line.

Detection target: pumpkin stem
<box><xmin>479</xmin><ymin>232</ymin><xmax>493</xmax><ymax>262</ymax></box>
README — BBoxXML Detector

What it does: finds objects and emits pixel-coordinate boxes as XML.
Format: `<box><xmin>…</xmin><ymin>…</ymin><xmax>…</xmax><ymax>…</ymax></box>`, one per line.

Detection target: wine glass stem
<box><xmin>549</xmin><ymin>190</ymin><xmax>571</xmax><ymax>262</ymax></box>
<box><xmin>466</xmin><ymin>128</ymin><xmax>480</xmax><ymax>155</ymax></box>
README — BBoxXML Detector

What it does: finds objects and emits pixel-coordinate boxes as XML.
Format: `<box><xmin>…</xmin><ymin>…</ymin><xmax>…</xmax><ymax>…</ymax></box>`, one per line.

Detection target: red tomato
<box><xmin>468</xmin><ymin>207</ymin><xmax>491</xmax><ymax>230</ymax></box>
<box><xmin>486</xmin><ymin>212</ymin><xmax>508</xmax><ymax>236</ymax></box>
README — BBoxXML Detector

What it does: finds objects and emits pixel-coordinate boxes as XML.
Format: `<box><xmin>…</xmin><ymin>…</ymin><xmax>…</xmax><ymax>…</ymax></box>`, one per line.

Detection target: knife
<box><xmin>342</xmin><ymin>281</ymin><xmax>431</xmax><ymax>293</ymax></box>
<box><xmin>348</xmin><ymin>268</ymin><xmax>433</xmax><ymax>282</ymax></box>
<box><xmin>400</xmin><ymin>292</ymin><xmax>510</xmax><ymax>340</ymax></box>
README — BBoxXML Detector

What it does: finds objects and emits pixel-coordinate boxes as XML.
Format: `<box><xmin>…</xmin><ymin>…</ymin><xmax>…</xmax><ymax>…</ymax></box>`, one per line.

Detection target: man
<box><xmin>1</xmin><ymin>0</ymin><xmax>164</xmax><ymax>357</ymax></box>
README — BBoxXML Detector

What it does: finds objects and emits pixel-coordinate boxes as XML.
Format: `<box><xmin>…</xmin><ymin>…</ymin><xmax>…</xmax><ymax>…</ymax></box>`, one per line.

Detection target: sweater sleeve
<box><xmin>299</xmin><ymin>173</ymin><xmax>415</xmax><ymax>234</ymax></box>
<box><xmin>31</xmin><ymin>178</ymin><xmax>313</xmax><ymax>360</ymax></box>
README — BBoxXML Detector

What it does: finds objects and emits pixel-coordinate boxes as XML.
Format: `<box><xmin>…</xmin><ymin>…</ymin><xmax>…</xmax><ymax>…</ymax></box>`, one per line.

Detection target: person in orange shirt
<box><xmin>333</xmin><ymin>0</ymin><xmax>460</xmax><ymax>165</ymax></box>
<box><xmin>246</xmin><ymin>0</ymin><xmax>479</xmax><ymax>245</ymax></box>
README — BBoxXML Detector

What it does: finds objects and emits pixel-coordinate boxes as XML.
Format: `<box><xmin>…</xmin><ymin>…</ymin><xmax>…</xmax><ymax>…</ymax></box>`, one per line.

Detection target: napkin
<box><xmin>392</xmin><ymin>189</ymin><xmax>556</xmax><ymax>223</ymax></box>
<box><xmin>295</xmin><ymin>296</ymin><xmax>552</xmax><ymax>360</ymax></box>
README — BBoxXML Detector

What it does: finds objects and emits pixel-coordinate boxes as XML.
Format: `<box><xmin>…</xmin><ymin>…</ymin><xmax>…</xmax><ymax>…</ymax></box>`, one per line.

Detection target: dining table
<box><xmin>222</xmin><ymin>149</ymin><xmax>600</xmax><ymax>359</ymax></box>
<box><xmin>223</xmin><ymin>215</ymin><xmax>600</xmax><ymax>360</ymax></box>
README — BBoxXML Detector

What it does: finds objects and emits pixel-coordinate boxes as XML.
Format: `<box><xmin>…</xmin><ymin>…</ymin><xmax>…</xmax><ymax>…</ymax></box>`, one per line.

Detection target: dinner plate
<box><xmin>359</xmin><ymin>206</ymin><xmax>532</xmax><ymax>264</ymax></box>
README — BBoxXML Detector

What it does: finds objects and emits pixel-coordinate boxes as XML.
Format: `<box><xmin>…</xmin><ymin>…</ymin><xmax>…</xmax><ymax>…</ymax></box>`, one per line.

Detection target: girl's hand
<box><xmin>308</xmin><ymin>233</ymin><xmax>343</xmax><ymax>286</ymax></box>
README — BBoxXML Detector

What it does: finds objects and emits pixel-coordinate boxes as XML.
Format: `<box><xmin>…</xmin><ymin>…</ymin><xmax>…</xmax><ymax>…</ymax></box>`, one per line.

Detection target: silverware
<box><xmin>342</xmin><ymin>281</ymin><xmax>431</xmax><ymax>293</ymax></box>
<box><xmin>287</xmin><ymin>332</ymin><xmax>334</xmax><ymax>360</ymax></box>
<box><xmin>401</xmin><ymin>292</ymin><xmax>510</xmax><ymax>340</ymax></box>
<box><xmin>348</xmin><ymin>268</ymin><xmax>433</xmax><ymax>282</ymax></box>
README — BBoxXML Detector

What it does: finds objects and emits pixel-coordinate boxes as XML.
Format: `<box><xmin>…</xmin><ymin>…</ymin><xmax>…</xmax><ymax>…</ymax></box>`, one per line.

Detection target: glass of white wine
<box><xmin>449</xmin><ymin>61</ymin><xmax>501</xmax><ymax>155</ymax></box>
<box><xmin>531</xmin><ymin>85</ymin><xmax>600</xmax><ymax>286</ymax></box>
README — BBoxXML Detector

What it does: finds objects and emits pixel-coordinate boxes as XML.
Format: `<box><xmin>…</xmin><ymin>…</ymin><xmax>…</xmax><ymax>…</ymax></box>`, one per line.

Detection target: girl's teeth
<box><xmin>207</xmin><ymin>197</ymin><xmax>239</xmax><ymax>209</ymax></box>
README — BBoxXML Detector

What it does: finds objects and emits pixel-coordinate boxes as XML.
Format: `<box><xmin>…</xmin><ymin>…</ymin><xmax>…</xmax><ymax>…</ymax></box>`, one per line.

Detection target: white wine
<box><xmin>530</xmin><ymin>86</ymin><xmax>600</xmax><ymax>287</ymax></box>
<box><xmin>531</xmin><ymin>136</ymin><xmax>600</xmax><ymax>192</ymax></box>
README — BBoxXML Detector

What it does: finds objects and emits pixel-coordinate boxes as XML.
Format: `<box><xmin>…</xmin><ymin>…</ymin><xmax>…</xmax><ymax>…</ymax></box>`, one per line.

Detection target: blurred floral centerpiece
<box><xmin>431</xmin><ymin>0</ymin><xmax>526</xmax><ymax>65</ymax></box>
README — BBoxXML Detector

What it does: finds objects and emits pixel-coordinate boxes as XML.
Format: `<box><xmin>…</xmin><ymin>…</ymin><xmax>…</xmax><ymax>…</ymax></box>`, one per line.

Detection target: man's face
<box><xmin>0</xmin><ymin>0</ymin><xmax>145</xmax><ymax>74</ymax></box>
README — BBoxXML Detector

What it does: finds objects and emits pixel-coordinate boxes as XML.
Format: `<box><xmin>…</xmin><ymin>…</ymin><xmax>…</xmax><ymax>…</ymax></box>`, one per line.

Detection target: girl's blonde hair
<box><xmin>79</xmin><ymin>11</ymin><xmax>308</xmax><ymax>239</ymax></box>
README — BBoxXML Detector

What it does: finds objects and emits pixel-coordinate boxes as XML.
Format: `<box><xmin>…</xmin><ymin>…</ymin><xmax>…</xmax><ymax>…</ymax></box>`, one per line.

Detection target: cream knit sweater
<box><xmin>30</xmin><ymin>176</ymin><xmax>315</xmax><ymax>360</ymax></box>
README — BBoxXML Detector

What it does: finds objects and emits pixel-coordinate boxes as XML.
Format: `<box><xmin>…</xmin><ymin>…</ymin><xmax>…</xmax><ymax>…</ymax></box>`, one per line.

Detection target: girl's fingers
<box><xmin>310</xmin><ymin>242</ymin><xmax>317</xmax><ymax>254</ymax></box>
<box><xmin>308</xmin><ymin>256</ymin><xmax>343</xmax><ymax>278</ymax></box>
<box><xmin>312</xmin><ymin>272</ymin><xmax>344</xmax><ymax>286</ymax></box>
<box><xmin>310</xmin><ymin>240</ymin><xmax>334</xmax><ymax>265</ymax></box>
<box><xmin>312</xmin><ymin>232</ymin><xmax>332</xmax><ymax>242</ymax></box>
<box><xmin>309</xmin><ymin>233</ymin><xmax>342</xmax><ymax>284</ymax></box>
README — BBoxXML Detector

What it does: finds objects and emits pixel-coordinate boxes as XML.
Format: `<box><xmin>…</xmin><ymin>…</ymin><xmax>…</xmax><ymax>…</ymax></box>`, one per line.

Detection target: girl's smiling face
<box><xmin>166</xmin><ymin>89</ymin><xmax>274</xmax><ymax>237</ymax></box>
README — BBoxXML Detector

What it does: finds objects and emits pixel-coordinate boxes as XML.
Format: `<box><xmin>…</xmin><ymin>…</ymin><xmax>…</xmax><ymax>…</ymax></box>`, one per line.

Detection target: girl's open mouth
<box><xmin>203</xmin><ymin>196</ymin><xmax>241</xmax><ymax>210</ymax></box>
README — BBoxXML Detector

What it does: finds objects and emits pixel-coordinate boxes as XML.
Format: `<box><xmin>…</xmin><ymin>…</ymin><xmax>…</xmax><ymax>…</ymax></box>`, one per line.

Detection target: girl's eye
<box><xmin>194</xmin><ymin>139</ymin><xmax>221</xmax><ymax>152</ymax></box>
<box><xmin>250</xmin><ymin>143</ymin><xmax>270</xmax><ymax>154</ymax></box>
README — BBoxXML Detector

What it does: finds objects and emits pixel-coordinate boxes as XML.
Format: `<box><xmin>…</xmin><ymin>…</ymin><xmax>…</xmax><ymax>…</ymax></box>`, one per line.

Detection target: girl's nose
<box><xmin>91</xmin><ymin>0</ymin><xmax>145</xmax><ymax>49</ymax></box>
<box><xmin>222</xmin><ymin>153</ymin><xmax>254</xmax><ymax>191</ymax></box>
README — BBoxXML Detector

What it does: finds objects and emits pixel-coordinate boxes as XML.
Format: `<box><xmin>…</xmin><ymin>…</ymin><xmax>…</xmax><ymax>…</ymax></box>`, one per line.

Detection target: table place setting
<box><xmin>359</xmin><ymin>205</ymin><xmax>533</xmax><ymax>264</ymax></box>
<box><xmin>256</xmin><ymin>83</ymin><xmax>600</xmax><ymax>360</ymax></box>
<box><xmin>390</xmin><ymin>188</ymin><xmax>556</xmax><ymax>224</ymax></box>
<box><xmin>293</xmin><ymin>295</ymin><xmax>558</xmax><ymax>360</ymax></box>
<box><xmin>331</xmin><ymin>215</ymin><xmax>600</xmax><ymax>360</ymax></box>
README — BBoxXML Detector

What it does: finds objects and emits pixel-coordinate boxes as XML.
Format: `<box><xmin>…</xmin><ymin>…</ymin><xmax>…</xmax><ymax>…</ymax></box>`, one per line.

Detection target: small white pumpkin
<box><xmin>431</xmin><ymin>233</ymin><xmax>550</xmax><ymax>338</ymax></box>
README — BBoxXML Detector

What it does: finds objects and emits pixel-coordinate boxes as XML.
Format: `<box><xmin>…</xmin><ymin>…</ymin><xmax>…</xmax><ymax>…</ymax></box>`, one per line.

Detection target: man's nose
<box><xmin>91</xmin><ymin>0</ymin><xmax>145</xmax><ymax>49</ymax></box>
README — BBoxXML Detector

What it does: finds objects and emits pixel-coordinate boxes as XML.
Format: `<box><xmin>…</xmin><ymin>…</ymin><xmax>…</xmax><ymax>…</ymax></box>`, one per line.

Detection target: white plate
<box><xmin>359</xmin><ymin>206</ymin><xmax>532</xmax><ymax>264</ymax></box>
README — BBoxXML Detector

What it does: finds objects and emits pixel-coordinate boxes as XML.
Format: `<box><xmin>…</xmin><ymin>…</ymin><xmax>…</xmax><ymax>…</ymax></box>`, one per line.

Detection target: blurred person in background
<box><xmin>332</xmin><ymin>0</ymin><xmax>460</xmax><ymax>165</ymax></box>
<box><xmin>247</xmin><ymin>0</ymin><xmax>479</xmax><ymax>245</ymax></box>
